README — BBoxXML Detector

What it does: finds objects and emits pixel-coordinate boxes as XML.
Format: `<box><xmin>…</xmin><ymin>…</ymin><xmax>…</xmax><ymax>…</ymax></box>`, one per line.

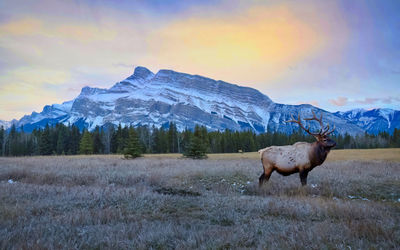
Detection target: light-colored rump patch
<box><xmin>259</xmin><ymin>142</ymin><xmax>312</xmax><ymax>170</ymax></box>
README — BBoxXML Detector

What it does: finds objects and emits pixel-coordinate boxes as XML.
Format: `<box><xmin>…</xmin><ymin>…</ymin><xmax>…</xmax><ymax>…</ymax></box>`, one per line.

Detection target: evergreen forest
<box><xmin>0</xmin><ymin>122</ymin><xmax>399</xmax><ymax>157</ymax></box>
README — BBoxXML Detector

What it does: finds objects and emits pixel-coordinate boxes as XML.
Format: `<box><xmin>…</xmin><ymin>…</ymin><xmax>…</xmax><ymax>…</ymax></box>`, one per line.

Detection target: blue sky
<box><xmin>0</xmin><ymin>0</ymin><xmax>399</xmax><ymax>120</ymax></box>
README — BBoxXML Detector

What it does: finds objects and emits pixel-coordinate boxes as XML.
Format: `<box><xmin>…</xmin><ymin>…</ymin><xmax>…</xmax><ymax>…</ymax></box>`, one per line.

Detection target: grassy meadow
<box><xmin>1</xmin><ymin>149</ymin><xmax>399</xmax><ymax>249</ymax></box>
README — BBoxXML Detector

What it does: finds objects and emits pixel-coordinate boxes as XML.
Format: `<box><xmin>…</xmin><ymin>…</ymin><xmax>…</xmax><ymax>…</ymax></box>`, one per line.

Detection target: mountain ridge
<box><xmin>334</xmin><ymin>108</ymin><xmax>400</xmax><ymax>134</ymax></box>
<box><xmin>1</xmin><ymin>66</ymin><xmax>398</xmax><ymax>135</ymax></box>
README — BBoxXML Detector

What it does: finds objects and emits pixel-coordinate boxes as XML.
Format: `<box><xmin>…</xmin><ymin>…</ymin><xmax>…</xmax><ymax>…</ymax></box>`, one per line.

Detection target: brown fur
<box><xmin>259</xmin><ymin>139</ymin><xmax>335</xmax><ymax>186</ymax></box>
<box><xmin>258</xmin><ymin>111</ymin><xmax>336</xmax><ymax>186</ymax></box>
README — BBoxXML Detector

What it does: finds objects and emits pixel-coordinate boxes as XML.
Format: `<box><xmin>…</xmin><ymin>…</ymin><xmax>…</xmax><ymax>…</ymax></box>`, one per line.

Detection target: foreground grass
<box><xmin>0</xmin><ymin>149</ymin><xmax>399</xmax><ymax>249</ymax></box>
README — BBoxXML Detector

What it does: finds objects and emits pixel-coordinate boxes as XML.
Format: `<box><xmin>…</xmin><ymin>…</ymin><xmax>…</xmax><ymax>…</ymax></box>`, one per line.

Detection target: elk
<box><xmin>258</xmin><ymin>111</ymin><xmax>336</xmax><ymax>186</ymax></box>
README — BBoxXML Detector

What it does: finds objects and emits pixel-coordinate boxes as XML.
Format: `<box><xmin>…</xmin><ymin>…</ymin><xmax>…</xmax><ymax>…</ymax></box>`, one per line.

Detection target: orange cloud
<box><xmin>56</xmin><ymin>24</ymin><xmax>118</xmax><ymax>42</ymax></box>
<box><xmin>0</xmin><ymin>67</ymin><xmax>71</xmax><ymax>119</ymax></box>
<box><xmin>0</xmin><ymin>18</ymin><xmax>42</xmax><ymax>36</ymax></box>
<box><xmin>146</xmin><ymin>5</ymin><xmax>326</xmax><ymax>84</ymax></box>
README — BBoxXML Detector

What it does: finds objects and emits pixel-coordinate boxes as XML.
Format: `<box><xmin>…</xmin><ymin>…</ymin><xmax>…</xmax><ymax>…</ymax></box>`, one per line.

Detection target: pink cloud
<box><xmin>296</xmin><ymin>100</ymin><xmax>320</xmax><ymax>107</ymax></box>
<box><xmin>382</xmin><ymin>96</ymin><xmax>400</xmax><ymax>104</ymax></box>
<box><xmin>355</xmin><ymin>97</ymin><xmax>379</xmax><ymax>104</ymax></box>
<box><xmin>329</xmin><ymin>96</ymin><xmax>348</xmax><ymax>106</ymax></box>
<box><xmin>382</xmin><ymin>97</ymin><xmax>393</xmax><ymax>104</ymax></box>
<box><xmin>355</xmin><ymin>96</ymin><xmax>400</xmax><ymax>105</ymax></box>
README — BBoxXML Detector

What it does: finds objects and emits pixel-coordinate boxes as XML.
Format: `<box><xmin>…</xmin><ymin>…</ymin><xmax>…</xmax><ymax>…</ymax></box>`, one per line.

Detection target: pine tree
<box><xmin>392</xmin><ymin>128</ymin><xmax>400</xmax><ymax>147</ymax></box>
<box><xmin>92</xmin><ymin>126</ymin><xmax>104</xmax><ymax>154</ymax></box>
<box><xmin>19</xmin><ymin>126</ymin><xmax>29</xmax><ymax>156</ymax></box>
<box><xmin>69</xmin><ymin>125</ymin><xmax>81</xmax><ymax>154</ymax></box>
<box><xmin>137</xmin><ymin>126</ymin><xmax>151</xmax><ymax>153</ymax></box>
<box><xmin>110</xmin><ymin>127</ymin><xmax>118</xmax><ymax>153</ymax></box>
<box><xmin>181</xmin><ymin>128</ymin><xmax>192</xmax><ymax>153</ymax></box>
<box><xmin>39</xmin><ymin>125</ymin><xmax>52</xmax><ymax>155</ymax></box>
<box><xmin>124</xmin><ymin>127</ymin><xmax>142</xmax><ymax>159</ymax></box>
<box><xmin>56</xmin><ymin>124</ymin><xmax>68</xmax><ymax>154</ymax></box>
<box><xmin>103</xmin><ymin>125</ymin><xmax>113</xmax><ymax>154</ymax></box>
<box><xmin>153</xmin><ymin>127</ymin><xmax>168</xmax><ymax>153</ymax></box>
<box><xmin>168</xmin><ymin>122</ymin><xmax>178</xmax><ymax>153</ymax></box>
<box><xmin>116</xmin><ymin>124</ymin><xmax>125</xmax><ymax>153</ymax></box>
<box><xmin>184</xmin><ymin>137</ymin><xmax>207</xmax><ymax>159</ymax></box>
<box><xmin>183</xmin><ymin>125</ymin><xmax>207</xmax><ymax>159</ymax></box>
<box><xmin>0</xmin><ymin>126</ymin><xmax>4</xmax><ymax>156</ymax></box>
<box><xmin>6</xmin><ymin>124</ymin><xmax>18</xmax><ymax>156</ymax></box>
<box><xmin>79</xmin><ymin>130</ymin><xmax>93</xmax><ymax>154</ymax></box>
<box><xmin>31</xmin><ymin>129</ymin><xmax>41</xmax><ymax>155</ymax></box>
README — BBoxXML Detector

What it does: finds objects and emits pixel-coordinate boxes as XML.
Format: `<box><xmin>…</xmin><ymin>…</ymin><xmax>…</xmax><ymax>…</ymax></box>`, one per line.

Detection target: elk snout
<box><xmin>327</xmin><ymin>139</ymin><xmax>336</xmax><ymax>148</ymax></box>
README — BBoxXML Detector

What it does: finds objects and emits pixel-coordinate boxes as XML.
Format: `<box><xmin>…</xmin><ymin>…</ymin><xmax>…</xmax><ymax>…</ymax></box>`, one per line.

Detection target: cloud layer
<box><xmin>0</xmin><ymin>0</ymin><xmax>399</xmax><ymax>120</ymax></box>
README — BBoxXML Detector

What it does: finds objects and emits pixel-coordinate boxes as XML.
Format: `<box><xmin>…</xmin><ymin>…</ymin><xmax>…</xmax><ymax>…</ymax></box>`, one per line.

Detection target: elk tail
<box><xmin>258</xmin><ymin>148</ymin><xmax>268</xmax><ymax>155</ymax></box>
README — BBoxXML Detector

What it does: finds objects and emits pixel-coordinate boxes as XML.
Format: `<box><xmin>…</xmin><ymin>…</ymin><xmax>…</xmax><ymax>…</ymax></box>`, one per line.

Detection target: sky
<box><xmin>0</xmin><ymin>0</ymin><xmax>399</xmax><ymax>120</ymax></box>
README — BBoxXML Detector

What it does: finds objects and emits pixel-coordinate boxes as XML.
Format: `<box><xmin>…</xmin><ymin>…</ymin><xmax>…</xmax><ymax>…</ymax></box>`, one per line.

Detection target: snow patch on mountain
<box><xmin>5</xmin><ymin>66</ymin><xmax>377</xmax><ymax>135</ymax></box>
<box><xmin>0</xmin><ymin>120</ymin><xmax>12</xmax><ymax>129</ymax></box>
<box><xmin>335</xmin><ymin>108</ymin><xmax>400</xmax><ymax>134</ymax></box>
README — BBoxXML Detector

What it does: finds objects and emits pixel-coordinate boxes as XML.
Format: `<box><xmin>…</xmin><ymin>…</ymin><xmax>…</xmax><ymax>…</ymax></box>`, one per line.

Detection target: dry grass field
<box><xmin>1</xmin><ymin>149</ymin><xmax>399</xmax><ymax>249</ymax></box>
<box><xmin>144</xmin><ymin>148</ymin><xmax>400</xmax><ymax>162</ymax></box>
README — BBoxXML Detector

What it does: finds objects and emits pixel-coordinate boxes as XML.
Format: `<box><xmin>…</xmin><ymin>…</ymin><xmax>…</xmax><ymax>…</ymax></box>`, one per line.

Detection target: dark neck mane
<box><xmin>310</xmin><ymin>142</ymin><xmax>330</xmax><ymax>167</ymax></box>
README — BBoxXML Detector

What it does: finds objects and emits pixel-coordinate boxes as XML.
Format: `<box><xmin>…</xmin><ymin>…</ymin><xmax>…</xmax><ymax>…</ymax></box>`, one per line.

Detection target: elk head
<box><xmin>286</xmin><ymin>110</ymin><xmax>336</xmax><ymax>149</ymax></box>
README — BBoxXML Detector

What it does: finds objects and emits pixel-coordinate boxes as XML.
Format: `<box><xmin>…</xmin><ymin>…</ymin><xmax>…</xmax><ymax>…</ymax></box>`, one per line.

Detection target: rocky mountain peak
<box><xmin>129</xmin><ymin>66</ymin><xmax>154</xmax><ymax>80</ymax></box>
<box><xmin>6</xmin><ymin>65</ymin><xmax>398</xmax><ymax>135</ymax></box>
<box><xmin>80</xmin><ymin>86</ymin><xmax>102</xmax><ymax>95</ymax></box>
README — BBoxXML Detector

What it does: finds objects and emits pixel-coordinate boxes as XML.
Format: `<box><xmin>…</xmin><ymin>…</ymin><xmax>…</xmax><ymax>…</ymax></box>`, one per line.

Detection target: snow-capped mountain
<box><xmin>334</xmin><ymin>108</ymin><xmax>400</xmax><ymax>134</ymax></box>
<box><xmin>8</xmin><ymin>66</ymin><xmax>369</xmax><ymax>135</ymax></box>
<box><xmin>0</xmin><ymin>120</ymin><xmax>12</xmax><ymax>129</ymax></box>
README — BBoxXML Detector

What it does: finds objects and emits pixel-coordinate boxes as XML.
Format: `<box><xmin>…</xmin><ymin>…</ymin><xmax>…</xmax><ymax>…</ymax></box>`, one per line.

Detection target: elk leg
<box><xmin>299</xmin><ymin>170</ymin><xmax>309</xmax><ymax>186</ymax></box>
<box><xmin>259</xmin><ymin>173</ymin><xmax>266</xmax><ymax>186</ymax></box>
<box><xmin>259</xmin><ymin>165</ymin><xmax>273</xmax><ymax>187</ymax></box>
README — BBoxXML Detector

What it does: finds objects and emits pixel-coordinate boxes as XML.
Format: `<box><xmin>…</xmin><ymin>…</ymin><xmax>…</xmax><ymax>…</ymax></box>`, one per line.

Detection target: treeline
<box><xmin>0</xmin><ymin>122</ymin><xmax>400</xmax><ymax>157</ymax></box>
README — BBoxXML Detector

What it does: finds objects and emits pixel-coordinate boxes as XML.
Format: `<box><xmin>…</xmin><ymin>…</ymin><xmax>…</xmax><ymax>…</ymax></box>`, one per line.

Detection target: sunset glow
<box><xmin>0</xmin><ymin>0</ymin><xmax>399</xmax><ymax>120</ymax></box>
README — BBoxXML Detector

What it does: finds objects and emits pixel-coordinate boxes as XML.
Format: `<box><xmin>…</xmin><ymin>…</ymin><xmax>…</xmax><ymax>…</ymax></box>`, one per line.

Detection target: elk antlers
<box><xmin>285</xmin><ymin>110</ymin><xmax>335</xmax><ymax>137</ymax></box>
